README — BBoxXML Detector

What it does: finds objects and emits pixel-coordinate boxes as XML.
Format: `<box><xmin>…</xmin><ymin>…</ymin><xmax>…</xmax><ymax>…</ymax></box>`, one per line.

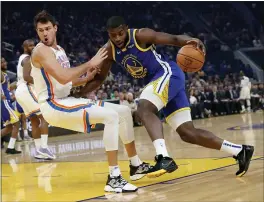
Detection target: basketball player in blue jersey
<box><xmin>79</xmin><ymin>16</ymin><xmax>254</xmax><ymax>178</ymax></box>
<box><xmin>1</xmin><ymin>57</ymin><xmax>21</xmax><ymax>154</ymax></box>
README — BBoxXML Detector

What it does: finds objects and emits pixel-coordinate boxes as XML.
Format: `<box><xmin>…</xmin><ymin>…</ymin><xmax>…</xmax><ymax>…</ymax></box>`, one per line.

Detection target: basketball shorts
<box><xmin>15</xmin><ymin>83</ymin><xmax>41</xmax><ymax>118</ymax></box>
<box><xmin>13</xmin><ymin>100</ymin><xmax>24</xmax><ymax>114</ymax></box>
<box><xmin>1</xmin><ymin>99</ymin><xmax>20</xmax><ymax>127</ymax></box>
<box><xmin>39</xmin><ymin>97</ymin><xmax>107</xmax><ymax>133</ymax></box>
<box><xmin>140</xmin><ymin>61</ymin><xmax>191</xmax><ymax>130</ymax></box>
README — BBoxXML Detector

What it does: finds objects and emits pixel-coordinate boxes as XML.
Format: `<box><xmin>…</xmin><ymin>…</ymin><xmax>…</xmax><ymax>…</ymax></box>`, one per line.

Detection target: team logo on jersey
<box><xmin>122</xmin><ymin>54</ymin><xmax>147</xmax><ymax>78</ymax></box>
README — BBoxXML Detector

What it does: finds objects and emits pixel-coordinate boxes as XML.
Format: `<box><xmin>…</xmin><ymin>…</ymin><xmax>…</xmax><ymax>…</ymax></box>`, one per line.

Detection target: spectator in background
<box><xmin>258</xmin><ymin>83</ymin><xmax>264</xmax><ymax>109</ymax></box>
<box><xmin>101</xmin><ymin>92</ymin><xmax>108</xmax><ymax>100</ymax></box>
<box><xmin>203</xmin><ymin>61</ymin><xmax>217</xmax><ymax>76</ymax></box>
<box><xmin>119</xmin><ymin>92</ymin><xmax>129</xmax><ymax>105</ymax></box>
<box><xmin>226</xmin><ymin>85</ymin><xmax>240</xmax><ymax>113</ymax></box>
<box><xmin>111</xmin><ymin>90</ymin><xmax>120</xmax><ymax>100</ymax></box>
<box><xmin>87</xmin><ymin>91</ymin><xmax>97</xmax><ymax>102</ymax></box>
<box><xmin>209</xmin><ymin>85</ymin><xmax>221</xmax><ymax>116</ymax></box>
<box><xmin>198</xmin><ymin>86</ymin><xmax>212</xmax><ymax>117</ymax></box>
<box><xmin>252</xmin><ymin>36</ymin><xmax>263</xmax><ymax>47</ymax></box>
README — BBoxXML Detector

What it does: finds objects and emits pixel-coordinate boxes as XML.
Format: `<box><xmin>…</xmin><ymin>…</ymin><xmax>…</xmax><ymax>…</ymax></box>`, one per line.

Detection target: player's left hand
<box><xmin>187</xmin><ymin>38</ymin><xmax>206</xmax><ymax>56</ymax></box>
<box><xmin>86</xmin><ymin>66</ymin><xmax>100</xmax><ymax>81</ymax></box>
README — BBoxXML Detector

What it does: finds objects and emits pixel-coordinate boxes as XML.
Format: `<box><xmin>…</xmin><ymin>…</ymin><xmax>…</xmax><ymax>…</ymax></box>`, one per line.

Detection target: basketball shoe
<box><xmin>147</xmin><ymin>154</ymin><xmax>178</xmax><ymax>178</ymax></box>
<box><xmin>233</xmin><ymin>145</ymin><xmax>254</xmax><ymax>177</ymax></box>
<box><xmin>130</xmin><ymin>162</ymin><xmax>154</xmax><ymax>181</ymax></box>
<box><xmin>104</xmin><ymin>175</ymin><xmax>138</xmax><ymax>193</ymax></box>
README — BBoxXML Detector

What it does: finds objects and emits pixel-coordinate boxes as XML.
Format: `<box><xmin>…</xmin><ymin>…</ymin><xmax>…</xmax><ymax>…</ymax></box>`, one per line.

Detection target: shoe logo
<box><xmin>117</xmin><ymin>51</ymin><xmax>121</xmax><ymax>54</ymax></box>
<box><xmin>161</xmin><ymin>161</ymin><xmax>173</xmax><ymax>168</ymax></box>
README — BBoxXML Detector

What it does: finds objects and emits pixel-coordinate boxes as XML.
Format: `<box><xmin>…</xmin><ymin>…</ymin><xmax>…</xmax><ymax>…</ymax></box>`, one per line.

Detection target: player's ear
<box><xmin>54</xmin><ymin>24</ymin><xmax>58</xmax><ymax>32</ymax></box>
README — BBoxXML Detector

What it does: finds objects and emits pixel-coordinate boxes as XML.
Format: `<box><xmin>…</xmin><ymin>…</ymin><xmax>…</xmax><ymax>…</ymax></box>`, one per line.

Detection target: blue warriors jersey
<box><xmin>1</xmin><ymin>72</ymin><xmax>12</xmax><ymax>101</ymax></box>
<box><xmin>1</xmin><ymin>72</ymin><xmax>20</xmax><ymax>126</ymax></box>
<box><xmin>110</xmin><ymin>29</ymin><xmax>186</xmax><ymax>106</ymax></box>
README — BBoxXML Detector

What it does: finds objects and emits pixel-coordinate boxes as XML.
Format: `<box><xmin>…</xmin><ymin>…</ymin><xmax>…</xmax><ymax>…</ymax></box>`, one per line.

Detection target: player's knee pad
<box><xmin>103</xmin><ymin>109</ymin><xmax>119</xmax><ymax>125</ymax></box>
<box><xmin>118</xmin><ymin>107</ymin><xmax>135</xmax><ymax>144</ymax></box>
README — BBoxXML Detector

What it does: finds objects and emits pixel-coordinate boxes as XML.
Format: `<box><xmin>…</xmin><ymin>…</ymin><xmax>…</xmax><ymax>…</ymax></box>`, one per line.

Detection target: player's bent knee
<box><xmin>176</xmin><ymin>121</ymin><xmax>197</xmax><ymax>144</ymax></box>
<box><xmin>103</xmin><ymin>109</ymin><xmax>119</xmax><ymax>124</ymax></box>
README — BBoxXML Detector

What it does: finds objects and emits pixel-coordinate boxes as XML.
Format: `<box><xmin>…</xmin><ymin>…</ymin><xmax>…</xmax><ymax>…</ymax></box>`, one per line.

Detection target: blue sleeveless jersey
<box><xmin>1</xmin><ymin>72</ymin><xmax>20</xmax><ymax>126</ymax></box>
<box><xmin>1</xmin><ymin>72</ymin><xmax>11</xmax><ymax>101</ymax></box>
<box><xmin>110</xmin><ymin>29</ymin><xmax>186</xmax><ymax>107</ymax></box>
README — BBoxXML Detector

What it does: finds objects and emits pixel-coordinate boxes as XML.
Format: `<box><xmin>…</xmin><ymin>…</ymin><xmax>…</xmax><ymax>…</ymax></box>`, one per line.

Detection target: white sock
<box><xmin>220</xmin><ymin>140</ymin><xmax>242</xmax><ymax>156</ymax></box>
<box><xmin>34</xmin><ymin>138</ymin><xmax>41</xmax><ymax>150</ymax></box>
<box><xmin>241</xmin><ymin>105</ymin><xmax>245</xmax><ymax>110</ymax></box>
<box><xmin>41</xmin><ymin>134</ymin><xmax>48</xmax><ymax>148</ymax></box>
<box><xmin>129</xmin><ymin>155</ymin><xmax>142</xmax><ymax>167</ymax></box>
<box><xmin>109</xmin><ymin>166</ymin><xmax>121</xmax><ymax>177</ymax></box>
<box><xmin>153</xmin><ymin>139</ymin><xmax>169</xmax><ymax>157</ymax></box>
<box><xmin>8</xmin><ymin>137</ymin><xmax>16</xmax><ymax>149</ymax></box>
<box><xmin>24</xmin><ymin>130</ymin><xmax>29</xmax><ymax>137</ymax></box>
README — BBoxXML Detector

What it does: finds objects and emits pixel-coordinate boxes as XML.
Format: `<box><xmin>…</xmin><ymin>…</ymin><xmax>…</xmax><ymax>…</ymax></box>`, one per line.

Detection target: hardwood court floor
<box><xmin>1</xmin><ymin>111</ymin><xmax>263</xmax><ymax>202</ymax></box>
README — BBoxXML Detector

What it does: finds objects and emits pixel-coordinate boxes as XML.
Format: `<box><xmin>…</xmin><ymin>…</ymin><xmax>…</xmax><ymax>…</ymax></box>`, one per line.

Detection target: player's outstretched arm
<box><xmin>72</xmin><ymin>67</ymin><xmax>99</xmax><ymax>87</ymax></box>
<box><xmin>22</xmin><ymin>56</ymin><xmax>34</xmax><ymax>84</ymax></box>
<box><xmin>32</xmin><ymin>46</ymin><xmax>107</xmax><ymax>85</ymax></box>
<box><xmin>136</xmin><ymin>28</ymin><xmax>206</xmax><ymax>55</ymax></box>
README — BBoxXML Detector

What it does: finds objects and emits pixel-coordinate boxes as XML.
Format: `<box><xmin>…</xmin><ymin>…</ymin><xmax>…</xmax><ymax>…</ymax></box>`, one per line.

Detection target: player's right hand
<box><xmin>89</xmin><ymin>48</ymin><xmax>108</xmax><ymax>67</ymax></box>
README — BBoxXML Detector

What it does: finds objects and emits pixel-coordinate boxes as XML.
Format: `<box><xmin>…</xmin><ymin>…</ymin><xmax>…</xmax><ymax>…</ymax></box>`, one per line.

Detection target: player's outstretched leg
<box><xmin>176</xmin><ymin>121</ymin><xmax>254</xmax><ymax>177</ymax></box>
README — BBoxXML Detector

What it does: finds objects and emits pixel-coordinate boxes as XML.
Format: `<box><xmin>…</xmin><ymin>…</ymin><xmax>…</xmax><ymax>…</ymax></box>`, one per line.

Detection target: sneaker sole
<box><xmin>130</xmin><ymin>174</ymin><xmax>146</xmax><ymax>181</ymax></box>
<box><xmin>38</xmin><ymin>151</ymin><xmax>56</xmax><ymax>160</ymax></box>
<box><xmin>34</xmin><ymin>155</ymin><xmax>52</xmax><ymax>160</ymax></box>
<box><xmin>104</xmin><ymin>185</ymin><xmax>138</xmax><ymax>193</ymax></box>
<box><xmin>146</xmin><ymin>169</ymin><xmax>167</xmax><ymax>178</ymax></box>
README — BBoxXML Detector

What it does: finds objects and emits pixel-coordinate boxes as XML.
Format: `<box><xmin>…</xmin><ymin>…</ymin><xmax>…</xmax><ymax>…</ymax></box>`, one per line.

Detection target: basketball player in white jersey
<box><xmin>15</xmin><ymin>39</ymin><xmax>55</xmax><ymax>160</ymax></box>
<box><xmin>239</xmin><ymin>72</ymin><xmax>251</xmax><ymax>113</ymax></box>
<box><xmin>30</xmin><ymin>10</ymin><xmax>153</xmax><ymax>193</ymax></box>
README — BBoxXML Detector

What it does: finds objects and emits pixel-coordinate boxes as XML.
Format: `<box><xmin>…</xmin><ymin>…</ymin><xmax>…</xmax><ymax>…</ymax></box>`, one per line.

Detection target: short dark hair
<box><xmin>106</xmin><ymin>16</ymin><xmax>126</xmax><ymax>29</ymax></box>
<box><xmin>34</xmin><ymin>10</ymin><xmax>57</xmax><ymax>28</ymax></box>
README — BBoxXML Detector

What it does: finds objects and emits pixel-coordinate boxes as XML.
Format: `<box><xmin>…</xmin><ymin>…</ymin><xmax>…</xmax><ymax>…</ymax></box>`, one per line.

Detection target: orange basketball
<box><xmin>176</xmin><ymin>45</ymin><xmax>205</xmax><ymax>72</ymax></box>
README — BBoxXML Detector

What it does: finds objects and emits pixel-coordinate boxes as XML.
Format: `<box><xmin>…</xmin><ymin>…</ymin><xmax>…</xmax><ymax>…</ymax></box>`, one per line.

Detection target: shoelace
<box><xmin>117</xmin><ymin>176</ymin><xmax>127</xmax><ymax>186</ymax></box>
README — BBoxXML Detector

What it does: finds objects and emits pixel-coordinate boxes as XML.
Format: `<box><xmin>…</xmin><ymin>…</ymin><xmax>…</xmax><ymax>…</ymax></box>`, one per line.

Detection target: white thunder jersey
<box><xmin>17</xmin><ymin>53</ymin><xmax>29</xmax><ymax>86</ymax></box>
<box><xmin>31</xmin><ymin>43</ymin><xmax>72</xmax><ymax>103</ymax></box>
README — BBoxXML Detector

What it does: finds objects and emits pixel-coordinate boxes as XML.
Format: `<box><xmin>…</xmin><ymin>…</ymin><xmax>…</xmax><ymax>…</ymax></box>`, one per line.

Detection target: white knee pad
<box><xmin>103</xmin><ymin>109</ymin><xmax>119</xmax><ymax>151</ymax></box>
<box><xmin>102</xmin><ymin>102</ymin><xmax>135</xmax><ymax>145</ymax></box>
<box><xmin>118</xmin><ymin>105</ymin><xmax>135</xmax><ymax>144</ymax></box>
<box><xmin>166</xmin><ymin>109</ymin><xmax>192</xmax><ymax>131</ymax></box>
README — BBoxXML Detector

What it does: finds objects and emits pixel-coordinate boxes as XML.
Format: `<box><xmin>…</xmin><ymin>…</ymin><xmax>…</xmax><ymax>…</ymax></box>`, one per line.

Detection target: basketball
<box><xmin>176</xmin><ymin>45</ymin><xmax>205</xmax><ymax>72</ymax></box>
